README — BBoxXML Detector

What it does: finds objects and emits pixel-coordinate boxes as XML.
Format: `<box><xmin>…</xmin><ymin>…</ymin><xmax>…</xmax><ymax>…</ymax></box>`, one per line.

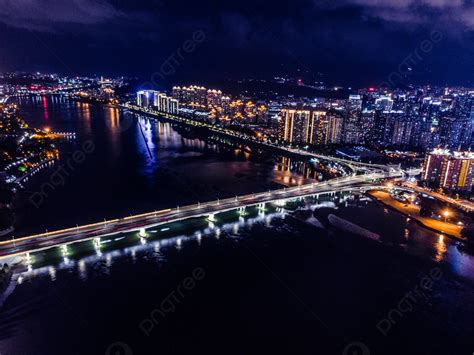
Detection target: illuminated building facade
<box><xmin>326</xmin><ymin>113</ymin><xmax>343</xmax><ymax>144</ymax></box>
<box><xmin>157</xmin><ymin>93</ymin><xmax>179</xmax><ymax>114</ymax></box>
<box><xmin>343</xmin><ymin>95</ymin><xmax>363</xmax><ymax>144</ymax></box>
<box><xmin>422</xmin><ymin>149</ymin><xmax>474</xmax><ymax>191</ymax></box>
<box><xmin>278</xmin><ymin>109</ymin><xmax>310</xmax><ymax>143</ymax></box>
<box><xmin>308</xmin><ymin>111</ymin><xmax>327</xmax><ymax>145</ymax></box>
<box><xmin>136</xmin><ymin>90</ymin><xmax>178</xmax><ymax>114</ymax></box>
<box><xmin>207</xmin><ymin>89</ymin><xmax>222</xmax><ymax>108</ymax></box>
<box><xmin>137</xmin><ymin>90</ymin><xmax>159</xmax><ymax>108</ymax></box>
<box><xmin>278</xmin><ymin>109</ymin><xmax>345</xmax><ymax>145</ymax></box>
<box><xmin>172</xmin><ymin>85</ymin><xmax>207</xmax><ymax>109</ymax></box>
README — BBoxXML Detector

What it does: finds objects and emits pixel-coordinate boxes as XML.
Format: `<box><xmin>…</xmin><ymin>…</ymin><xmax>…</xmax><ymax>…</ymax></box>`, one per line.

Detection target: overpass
<box><xmin>0</xmin><ymin>171</ymin><xmax>401</xmax><ymax>260</ymax></box>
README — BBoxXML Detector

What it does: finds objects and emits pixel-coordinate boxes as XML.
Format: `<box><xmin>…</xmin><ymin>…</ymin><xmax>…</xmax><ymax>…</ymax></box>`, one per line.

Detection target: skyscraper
<box><xmin>343</xmin><ymin>95</ymin><xmax>363</xmax><ymax>144</ymax></box>
<box><xmin>278</xmin><ymin>109</ymin><xmax>310</xmax><ymax>144</ymax></box>
<box><xmin>326</xmin><ymin>113</ymin><xmax>343</xmax><ymax>144</ymax></box>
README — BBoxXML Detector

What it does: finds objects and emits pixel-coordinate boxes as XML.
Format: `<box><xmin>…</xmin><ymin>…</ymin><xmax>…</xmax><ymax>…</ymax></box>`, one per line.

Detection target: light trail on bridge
<box><xmin>0</xmin><ymin>171</ymin><xmax>401</xmax><ymax>260</ymax></box>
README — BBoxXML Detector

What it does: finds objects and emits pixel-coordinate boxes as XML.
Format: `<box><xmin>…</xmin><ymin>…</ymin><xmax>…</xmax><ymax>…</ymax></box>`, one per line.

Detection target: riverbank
<box><xmin>368</xmin><ymin>189</ymin><xmax>464</xmax><ymax>240</ymax></box>
<box><xmin>0</xmin><ymin>263</ymin><xmax>12</xmax><ymax>293</ymax></box>
<box><xmin>124</xmin><ymin>104</ymin><xmax>354</xmax><ymax>176</ymax></box>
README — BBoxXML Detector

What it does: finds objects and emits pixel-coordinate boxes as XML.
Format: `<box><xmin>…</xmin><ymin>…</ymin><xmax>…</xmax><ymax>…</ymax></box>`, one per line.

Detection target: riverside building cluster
<box><xmin>135</xmin><ymin>84</ymin><xmax>474</xmax><ymax>192</ymax></box>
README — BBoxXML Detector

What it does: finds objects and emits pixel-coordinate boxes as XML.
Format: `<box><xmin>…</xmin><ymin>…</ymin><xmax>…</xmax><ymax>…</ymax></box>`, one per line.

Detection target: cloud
<box><xmin>0</xmin><ymin>0</ymin><xmax>122</xmax><ymax>31</ymax></box>
<box><xmin>319</xmin><ymin>0</ymin><xmax>474</xmax><ymax>31</ymax></box>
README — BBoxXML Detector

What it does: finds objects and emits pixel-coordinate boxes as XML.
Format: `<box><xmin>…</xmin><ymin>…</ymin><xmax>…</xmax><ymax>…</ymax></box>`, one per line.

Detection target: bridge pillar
<box><xmin>60</xmin><ymin>244</ymin><xmax>69</xmax><ymax>256</ymax></box>
<box><xmin>139</xmin><ymin>228</ymin><xmax>147</xmax><ymax>238</ymax></box>
<box><xmin>208</xmin><ymin>213</ymin><xmax>216</xmax><ymax>222</ymax></box>
<box><xmin>257</xmin><ymin>202</ymin><xmax>265</xmax><ymax>211</ymax></box>
<box><xmin>25</xmin><ymin>252</ymin><xmax>32</xmax><ymax>264</ymax></box>
<box><xmin>238</xmin><ymin>207</ymin><xmax>246</xmax><ymax>216</ymax></box>
<box><xmin>274</xmin><ymin>199</ymin><xmax>285</xmax><ymax>207</ymax></box>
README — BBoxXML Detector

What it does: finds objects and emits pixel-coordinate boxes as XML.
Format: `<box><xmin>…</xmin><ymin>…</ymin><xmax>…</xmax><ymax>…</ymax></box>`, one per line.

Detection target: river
<box><xmin>0</xmin><ymin>96</ymin><xmax>473</xmax><ymax>355</ymax></box>
<box><xmin>12</xmin><ymin>96</ymin><xmax>325</xmax><ymax>236</ymax></box>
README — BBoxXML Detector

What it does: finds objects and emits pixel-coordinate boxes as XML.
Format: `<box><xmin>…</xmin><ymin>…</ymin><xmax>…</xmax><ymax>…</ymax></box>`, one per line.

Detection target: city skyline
<box><xmin>0</xmin><ymin>0</ymin><xmax>473</xmax><ymax>87</ymax></box>
<box><xmin>1</xmin><ymin>2</ymin><xmax>474</xmax><ymax>355</ymax></box>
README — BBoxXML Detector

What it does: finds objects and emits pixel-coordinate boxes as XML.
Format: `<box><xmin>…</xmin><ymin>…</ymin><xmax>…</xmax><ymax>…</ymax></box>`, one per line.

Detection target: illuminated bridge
<box><xmin>0</xmin><ymin>171</ymin><xmax>403</xmax><ymax>260</ymax></box>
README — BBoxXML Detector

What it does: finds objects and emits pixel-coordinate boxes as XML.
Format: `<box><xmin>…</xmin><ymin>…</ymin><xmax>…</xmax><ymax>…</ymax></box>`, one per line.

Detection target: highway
<box><xmin>0</xmin><ymin>171</ymin><xmax>399</xmax><ymax>259</ymax></box>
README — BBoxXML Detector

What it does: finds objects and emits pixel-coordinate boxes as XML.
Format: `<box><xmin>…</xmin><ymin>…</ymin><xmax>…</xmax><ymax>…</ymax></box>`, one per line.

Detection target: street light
<box><xmin>443</xmin><ymin>210</ymin><xmax>449</xmax><ymax>222</ymax></box>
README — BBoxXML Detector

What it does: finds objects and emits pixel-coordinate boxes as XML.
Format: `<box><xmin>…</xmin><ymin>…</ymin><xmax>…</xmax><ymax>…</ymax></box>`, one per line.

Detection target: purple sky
<box><xmin>0</xmin><ymin>0</ymin><xmax>472</xmax><ymax>87</ymax></box>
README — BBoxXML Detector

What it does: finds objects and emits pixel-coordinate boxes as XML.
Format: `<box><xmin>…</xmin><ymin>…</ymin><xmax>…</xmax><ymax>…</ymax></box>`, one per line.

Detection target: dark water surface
<box><xmin>12</xmin><ymin>96</ymin><xmax>317</xmax><ymax>235</ymax></box>
<box><xmin>1</xmin><ymin>97</ymin><xmax>474</xmax><ymax>355</ymax></box>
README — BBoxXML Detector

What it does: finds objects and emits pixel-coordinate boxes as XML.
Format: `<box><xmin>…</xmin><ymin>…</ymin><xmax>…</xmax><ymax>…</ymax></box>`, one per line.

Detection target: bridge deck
<box><xmin>0</xmin><ymin>173</ymin><xmax>395</xmax><ymax>259</ymax></box>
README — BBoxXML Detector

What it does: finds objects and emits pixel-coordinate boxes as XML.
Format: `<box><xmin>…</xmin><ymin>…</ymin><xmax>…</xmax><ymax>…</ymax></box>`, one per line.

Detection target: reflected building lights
<box><xmin>435</xmin><ymin>234</ymin><xmax>447</xmax><ymax>263</ymax></box>
<box><xmin>49</xmin><ymin>266</ymin><xmax>57</xmax><ymax>282</ymax></box>
<box><xmin>106</xmin><ymin>253</ymin><xmax>112</xmax><ymax>267</ymax></box>
<box><xmin>154</xmin><ymin>242</ymin><xmax>161</xmax><ymax>253</ymax></box>
<box><xmin>78</xmin><ymin>260</ymin><xmax>87</xmax><ymax>280</ymax></box>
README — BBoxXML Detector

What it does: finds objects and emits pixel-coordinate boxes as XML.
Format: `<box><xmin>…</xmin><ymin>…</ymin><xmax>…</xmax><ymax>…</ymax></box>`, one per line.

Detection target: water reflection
<box><xmin>16</xmin><ymin>209</ymin><xmax>285</xmax><ymax>283</ymax></box>
<box><xmin>435</xmin><ymin>234</ymin><xmax>447</xmax><ymax>263</ymax></box>
<box><xmin>274</xmin><ymin>157</ymin><xmax>317</xmax><ymax>186</ymax></box>
<box><xmin>10</xmin><ymin>96</ymin><xmax>474</xmax><ymax>285</ymax></box>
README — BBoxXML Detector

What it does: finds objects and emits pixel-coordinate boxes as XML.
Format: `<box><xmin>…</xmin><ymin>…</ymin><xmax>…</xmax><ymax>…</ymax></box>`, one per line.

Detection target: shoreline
<box><xmin>367</xmin><ymin>190</ymin><xmax>465</xmax><ymax>242</ymax></box>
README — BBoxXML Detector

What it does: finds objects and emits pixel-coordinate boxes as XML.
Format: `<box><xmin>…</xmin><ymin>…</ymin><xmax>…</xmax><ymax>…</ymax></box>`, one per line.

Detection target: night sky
<box><xmin>0</xmin><ymin>0</ymin><xmax>472</xmax><ymax>87</ymax></box>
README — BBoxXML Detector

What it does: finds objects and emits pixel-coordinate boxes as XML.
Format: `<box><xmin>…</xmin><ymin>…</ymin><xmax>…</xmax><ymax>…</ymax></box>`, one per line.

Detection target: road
<box><xmin>369</xmin><ymin>190</ymin><xmax>463</xmax><ymax>239</ymax></box>
<box><xmin>0</xmin><ymin>172</ymin><xmax>398</xmax><ymax>259</ymax></box>
<box><xmin>400</xmin><ymin>181</ymin><xmax>474</xmax><ymax>213</ymax></box>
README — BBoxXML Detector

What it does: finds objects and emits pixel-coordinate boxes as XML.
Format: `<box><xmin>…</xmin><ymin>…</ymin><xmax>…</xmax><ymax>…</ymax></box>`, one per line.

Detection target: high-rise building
<box><xmin>278</xmin><ymin>109</ymin><xmax>311</xmax><ymax>144</ymax></box>
<box><xmin>343</xmin><ymin>95</ymin><xmax>363</xmax><ymax>144</ymax></box>
<box><xmin>207</xmin><ymin>89</ymin><xmax>222</xmax><ymax>108</ymax></box>
<box><xmin>309</xmin><ymin>111</ymin><xmax>327</xmax><ymax>145</ymax></box>
<box><xmin>375</xmin><ymin>96</ymin><xmax>394</xmax><ymax>111</ymax></box>
<box><xmin>137</xmin><ymin>90</ymin><xmax>159</xmax><ymax>108</ymax></box>
<box><xmin>360</xmin><ymin>109</ymin><xmax>376</xmax><ymax>144</ymax></box>
<box><xmin>155</xmin><ymin>93</ymin><xmax>179</xmax><ymax>114</ymax></box>
<box><xmin>278</xmin><ymin>109</ymin><xmax>335</xmax><ymax>145</ymax></box>
<box><xmin>391</xmin><ymin>116</ymin><xmax>414</xmax><ymax>146</ymax></box>
<box><xmin>326</xmin><ymin>113</ymin><xmax>343</xmax><ymax>144</ymax></box>
<box><xmin>422</xmin><ymin>149</ymin><xmax>474</xmax><ymax>191</ymax></box>
<box><xmin>172</xmin><ymin>85</ymin><xmax>207</xmax><ymax>109</ymax></box>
